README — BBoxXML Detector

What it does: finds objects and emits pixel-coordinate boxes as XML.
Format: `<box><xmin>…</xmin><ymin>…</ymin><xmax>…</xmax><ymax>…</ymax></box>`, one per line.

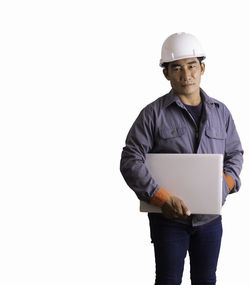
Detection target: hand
<box><xmin>161</xmin><ymin>195</ymin><xmax>191</xmax><ymax>219</ymax></box>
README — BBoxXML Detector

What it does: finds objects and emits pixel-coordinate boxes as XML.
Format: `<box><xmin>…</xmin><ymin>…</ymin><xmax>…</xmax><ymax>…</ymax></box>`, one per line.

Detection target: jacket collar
<box><xmin>163</xmin><ymin>88</ymin><xmax>219</xmax><ymax>109</ymax></box>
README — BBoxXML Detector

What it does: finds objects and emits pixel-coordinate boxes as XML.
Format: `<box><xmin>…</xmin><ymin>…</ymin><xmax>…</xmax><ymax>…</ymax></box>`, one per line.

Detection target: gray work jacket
<box><xmin>120</xmin><ymin>88</ymin><xmax>243</xmax><ymax>226</ymax></box>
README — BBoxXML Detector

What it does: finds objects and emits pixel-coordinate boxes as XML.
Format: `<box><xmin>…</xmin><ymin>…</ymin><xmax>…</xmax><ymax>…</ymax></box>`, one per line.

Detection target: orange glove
<box><xmin>223</xmin><ymin>173</ymin><xmax>235</xmax><ymax>191</ymax></box>
<box><xmin>150</xmin><ymin>188</ymin><xmax>191</xmax><ymax>219</ymax></box>
<box><xmin>161</xmin><ymin>195</ymin><xmax>191</xmax><ymax>219</ymax></box>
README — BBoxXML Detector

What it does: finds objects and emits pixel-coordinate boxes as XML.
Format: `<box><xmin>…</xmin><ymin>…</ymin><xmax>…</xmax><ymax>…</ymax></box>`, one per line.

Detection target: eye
<box><xmin>189</xmin><ymin>64</ymin><xmax>196</xmax><ymax>69</ymax></box>
<box><xmin>173</xmin><ymin>67</ymin><xmax>181</xmax><ymax>72</ymax></box>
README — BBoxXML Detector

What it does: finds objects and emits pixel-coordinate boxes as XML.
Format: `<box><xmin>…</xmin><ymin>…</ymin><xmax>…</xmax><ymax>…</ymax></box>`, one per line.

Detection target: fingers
<box><xmin>180</xmin><ymin>200</ymin><xmax>191</xmax><ymax>216</ymax></box>
<box><xmin>161</xmin><ymin>196</ymin><xmax>191</xmax><ymax>219</ymax></box>
<box><xmin>161</xmin><ymin>201</ymin><xmax>178</xmax><ymax>219</ymax></box>
<box><xmin>174</xmin><ymin>198</ymin><xmax>184</xmax><ymax>216</ymax></box>
<box><xmin>162</xmin><ymin>211</ymin><xmax>178</xmax><ymax>219</ymax></box>
<box><xmin>171</xmin><ymin>196</ymin><xmax>185</xmax><ymax>216</ymax></box>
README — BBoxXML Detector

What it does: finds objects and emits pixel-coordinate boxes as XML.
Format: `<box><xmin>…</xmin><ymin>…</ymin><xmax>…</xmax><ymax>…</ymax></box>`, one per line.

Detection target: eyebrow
<box><xmin>187</xmin><ymin>61</ymin><xmax>197</xmax><ymax>65</ymax></box>
<box><xmin>170</xmin><ymin>61</ymin><xmax>197</xmax><ymax>68</ymax></box>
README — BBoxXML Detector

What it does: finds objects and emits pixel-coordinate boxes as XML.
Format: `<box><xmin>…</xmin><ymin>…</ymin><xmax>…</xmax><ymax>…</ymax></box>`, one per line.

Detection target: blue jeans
<box><xmin>148</xmin><ymin>214</ymin><xmax>223</xmax><ymax>285</ymax></box>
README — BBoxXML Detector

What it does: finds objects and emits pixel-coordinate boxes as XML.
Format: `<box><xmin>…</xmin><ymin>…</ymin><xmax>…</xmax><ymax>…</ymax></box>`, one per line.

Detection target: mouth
<box><xmin>181</xmin><ymin>83</ymin><xmax>195</xmax><ymax>87</ymax></box>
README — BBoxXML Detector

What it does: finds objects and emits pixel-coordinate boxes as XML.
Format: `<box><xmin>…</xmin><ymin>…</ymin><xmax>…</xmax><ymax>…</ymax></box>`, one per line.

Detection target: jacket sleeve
<box><xmin>223</xmin><ymin>107</ymin><xmax>244</xmax><ymax>194</ymax></box>
<box><xmin>120</xmin><ymin>105</ymin><xmax>166</xmax><ymax>203</ymax></box>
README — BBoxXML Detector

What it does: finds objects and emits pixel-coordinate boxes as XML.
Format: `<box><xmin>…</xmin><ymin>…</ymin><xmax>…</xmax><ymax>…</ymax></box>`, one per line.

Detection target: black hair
<box><xmin>162</xmin><ymin>56</ymin><xmax>205</xmax><ymax>71</ymax></box>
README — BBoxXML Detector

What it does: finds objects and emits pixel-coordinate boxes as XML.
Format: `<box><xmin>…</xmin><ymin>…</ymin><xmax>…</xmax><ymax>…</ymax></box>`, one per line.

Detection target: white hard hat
<box><xmin>160</xmin><ymin>32</ymin><xmax>206</xmax><ymax>67</ymax></box>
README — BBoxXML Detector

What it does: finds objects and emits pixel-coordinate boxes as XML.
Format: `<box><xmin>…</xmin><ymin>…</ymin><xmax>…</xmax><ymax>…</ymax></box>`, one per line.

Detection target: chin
<box><xmin>181</xmin><ymin>86</ymin><xmax>198</xmax><ymax>95</ymax></box>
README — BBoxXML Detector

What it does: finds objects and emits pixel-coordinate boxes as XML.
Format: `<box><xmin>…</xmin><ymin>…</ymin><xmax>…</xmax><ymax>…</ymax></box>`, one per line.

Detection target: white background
<box><xmin>0</xmin><ymin>1</ymin><xmax>249</xmax><ymax>284</ymax></box>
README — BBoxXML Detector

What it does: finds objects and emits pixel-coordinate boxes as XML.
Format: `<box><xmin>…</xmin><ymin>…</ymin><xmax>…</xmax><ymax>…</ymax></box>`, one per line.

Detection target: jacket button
<box><xmin>171</xmin><ymin>130</ymin><xmax>176</xmax><ymax>135</ymax></box>
<box><xmin>216</xmin><ymin>132</ymin><xmax>219</xmax><ymax>136</ymax></box>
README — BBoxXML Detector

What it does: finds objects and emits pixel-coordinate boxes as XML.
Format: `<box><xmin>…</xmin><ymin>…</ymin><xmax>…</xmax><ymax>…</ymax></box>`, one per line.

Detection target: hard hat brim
<box><xmin>160</xmin><ymin>54</ymin><xmax>206</xmax><ymax>67</ymax></box>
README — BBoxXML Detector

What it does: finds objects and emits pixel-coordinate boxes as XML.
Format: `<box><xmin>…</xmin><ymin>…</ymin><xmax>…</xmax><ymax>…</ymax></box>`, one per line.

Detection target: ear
<box><xmin>163</xmin><ymin>68</ymin><xmax>170</xmax><ymax>80</ymax></box>
<box><xmin>200</xmin><ymin>62</ymin><xmax>205</xmax><ymax>75</ymax></box>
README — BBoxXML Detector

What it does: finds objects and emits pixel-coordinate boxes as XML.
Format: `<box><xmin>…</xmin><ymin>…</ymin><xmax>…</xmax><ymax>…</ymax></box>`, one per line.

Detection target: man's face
<box><xmin>163</xmin><ymin>57</ymin><xmax>205</xmax><ymax>97</ymax></box>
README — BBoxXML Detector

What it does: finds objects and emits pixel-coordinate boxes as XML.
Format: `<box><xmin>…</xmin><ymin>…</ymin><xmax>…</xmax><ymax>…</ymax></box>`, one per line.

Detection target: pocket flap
<box><xmin>205</xmin><ymin>128</ymin><xmax>226</xmax><ymax>139</ymax></box>
<box><xmin>159</xmin><ymin>127</ymin><xmax>185</xmax><ymax>139</ymax></box>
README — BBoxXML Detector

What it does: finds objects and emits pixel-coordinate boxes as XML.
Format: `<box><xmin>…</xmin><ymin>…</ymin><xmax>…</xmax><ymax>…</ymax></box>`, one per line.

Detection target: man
<box><xmin>120</xmin><ymin>32</ymin><xmax>243</xmax><ymax>285</ymax></box>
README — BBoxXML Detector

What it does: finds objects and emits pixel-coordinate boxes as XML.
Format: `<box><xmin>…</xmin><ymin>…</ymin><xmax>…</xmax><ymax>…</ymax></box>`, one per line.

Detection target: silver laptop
<box><xmin>140</xmin><ymin>154</ymin><xmax>223</xmax><ymax>215</ymax></box>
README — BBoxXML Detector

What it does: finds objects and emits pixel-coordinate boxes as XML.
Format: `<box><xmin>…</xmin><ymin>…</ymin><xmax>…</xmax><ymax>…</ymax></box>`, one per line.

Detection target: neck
<box><xmin>178</xmin><ymin>91</ymin><xmax>201</xmax><ymax>106</ymax></box>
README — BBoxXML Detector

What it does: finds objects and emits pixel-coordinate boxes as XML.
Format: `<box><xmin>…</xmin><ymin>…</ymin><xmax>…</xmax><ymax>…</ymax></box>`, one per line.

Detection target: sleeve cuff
<box><xmin>150</xmin><ymin>188</ymin><xmax>170</xmax><ymax>208</ymax></box>
<box><xmin>223</xmin><ymin>173</ymin><xmax>235</xmax><ymax>192</ymax></box>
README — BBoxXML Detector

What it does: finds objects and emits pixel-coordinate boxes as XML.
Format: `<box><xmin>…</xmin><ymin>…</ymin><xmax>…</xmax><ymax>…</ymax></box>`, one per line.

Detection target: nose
<box><xmin>181</xmin><ymin>67</ymin><xmax>191</xmax><ymax>82</ymax></box>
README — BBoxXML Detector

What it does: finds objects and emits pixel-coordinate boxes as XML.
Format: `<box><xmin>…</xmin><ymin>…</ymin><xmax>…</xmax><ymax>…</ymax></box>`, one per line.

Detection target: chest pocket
<box><xmin>159</xmin><ymin>127</ymin><xmax>186</xmax><ymax>139</ymax></box>
<box><xmin>205</xmin><ymin>127</ymin><xmax>227</xmax><ymax>140</ymax></box>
